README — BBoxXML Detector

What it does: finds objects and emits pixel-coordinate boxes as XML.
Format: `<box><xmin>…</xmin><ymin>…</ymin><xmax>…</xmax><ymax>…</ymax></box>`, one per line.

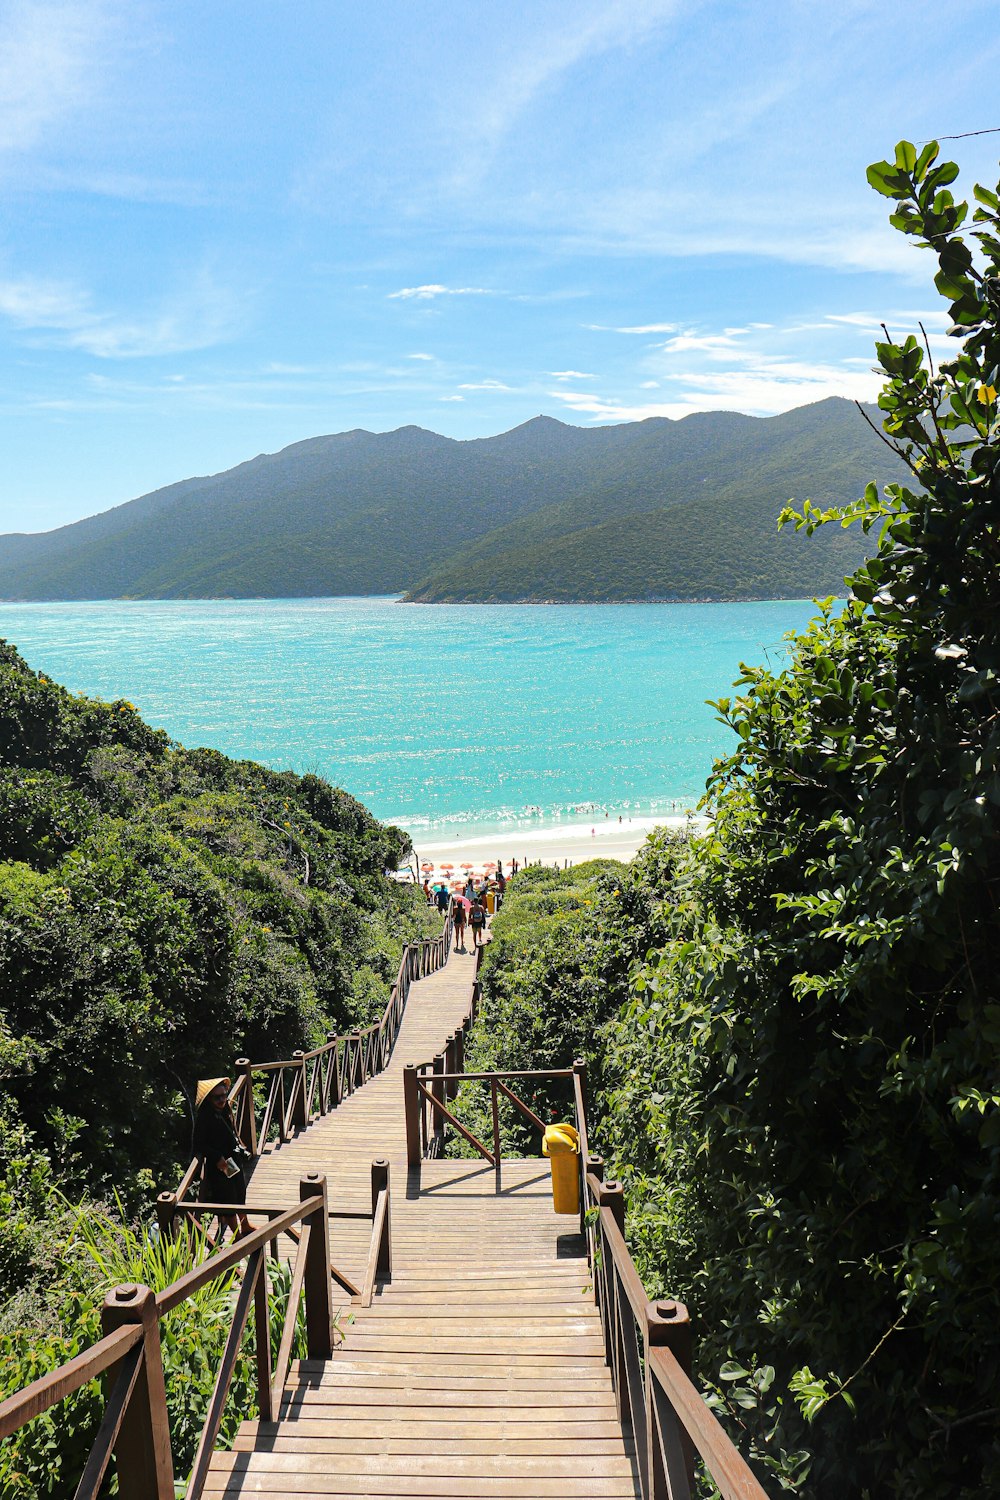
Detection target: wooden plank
<box><xmin>201</xmin><ymin>1473</ymin><xmax>636</xmax><ymax>1498</ymax></box>
<box><xmin>237</xmin><ymin>1433</ymin><xmax>630</xmax><ymax>1451</ymax></box>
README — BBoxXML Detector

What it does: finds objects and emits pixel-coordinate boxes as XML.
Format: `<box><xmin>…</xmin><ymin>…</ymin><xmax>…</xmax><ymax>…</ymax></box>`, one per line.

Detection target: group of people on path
<box><xmin>452</xmin><ymin>889</ymin><xmax>488</xmax><ymax>951</ymax></box>
<box><xmin>422</xmin><ymin>864</ymin><xmax>507</xmax><ymax>954</ymax></box>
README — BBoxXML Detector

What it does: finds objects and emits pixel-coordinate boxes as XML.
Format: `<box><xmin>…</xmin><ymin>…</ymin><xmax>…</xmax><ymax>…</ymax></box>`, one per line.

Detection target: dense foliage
<box><xmin>0</xmin><ymin>640</ymin><xmax>433</xmax><ymax>1250</ymax></box>
<box><xmin>456</xmin><ymin>848</ymin><xmax>679</xmax><ymax>1152</ymax></box>
<box><xmin>463</xmin><ymin>143</ymin><xmax>1000</xmax><ymax>1496</ymax></box>
<box><xmin>0</xmin><ymin>401</ymin><xmax>904</xmax><ymax>603</ymax></box>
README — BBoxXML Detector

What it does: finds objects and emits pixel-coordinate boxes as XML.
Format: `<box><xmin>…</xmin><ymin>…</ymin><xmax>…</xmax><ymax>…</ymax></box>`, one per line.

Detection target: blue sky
<box><xmin>2</xmin><ymin>0</ymin><xmax>998</xmax><ymax>532</ymax></box>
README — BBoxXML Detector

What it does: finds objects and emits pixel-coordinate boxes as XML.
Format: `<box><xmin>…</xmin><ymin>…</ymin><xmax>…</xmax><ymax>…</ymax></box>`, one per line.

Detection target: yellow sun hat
<box><xmin>196</xmin><ymin>1077</ymin><xmax>231</xmax><ymax>1110</ymax></box>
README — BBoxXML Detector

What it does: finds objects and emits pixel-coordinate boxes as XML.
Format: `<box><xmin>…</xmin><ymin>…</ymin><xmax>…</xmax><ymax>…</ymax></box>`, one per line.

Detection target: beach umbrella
<box><xmin>452</xmin><ymin>894</ymin><xmax>471</xmax><ymax>909</ymax></box>
<box><xmin>420</xmin><ymin>861</ymin><xmax>434</xmax><ymax>871</ymax></box>
<box><xmin>483</xmin><ymin>860</ymin><xmax>496</xmax><ymax>870</ymax></box>
<box><xmin>460</xmin><ymin>861</ymin><xmax>474</xmax><ymax>870</ymax></box>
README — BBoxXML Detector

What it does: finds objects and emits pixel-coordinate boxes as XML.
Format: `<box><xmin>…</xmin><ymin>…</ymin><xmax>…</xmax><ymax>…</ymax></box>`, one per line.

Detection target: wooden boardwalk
<box><xmin>204</xmin><ymin>943</ymin><xmax>639</xmax><ymax>1498</ymax></box>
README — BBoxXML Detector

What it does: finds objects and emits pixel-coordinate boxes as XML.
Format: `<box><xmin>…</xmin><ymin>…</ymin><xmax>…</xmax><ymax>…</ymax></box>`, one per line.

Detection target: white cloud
<box><xmin>545</xmin><ymin>307</ymin><xmax>898</xmax><ymax>424</ymax></box>
<box><xmin>0</xmin><ymin>267</ymin><xmax>244</xmax><ymax>357</ymax></box>
<box><xmin>657</xmin><ymin>330</ymin><xmax>751</xmax><ymax>356</ymax></box>
<box><xmin>458</xmin><ymin>379</ymin><xmax>512</xmax><ymax>392</ymax></box>
<box><xmin>589</xmin><ymin>321</ymin><xmax>679</xmax><ymax>335</ymax></box>
<box><xmin>388</xmin><ymin>284</ymin><xmax>494</xmax><ymax>301</ymax></box>
<box><xmin>0</xmin><ymin>0</ymin><xmax>119</xmax><ymax>157</ymax></box>
<box><xmin>440</xmin><ymin>394</ymin><xmax>465</xmax><ymax>402</ymax></box>
<box><xmin>548</xmin><ymin>391</ymin><xmax>694</xmax><ymax>422</ymax></box>
<box><xmin>406</xmin><ymin>352</ymin><xmax>434</xmax><ymax>360</ymax></box>
<box><xmin>549</xmin><ymin>369</ymin><xmax>595</xmax><ymax>380</ymax></box>
<box><xmin>549</xmin><ymin>355</ymin><xmax>881</xmax><ymax>424</ymax></box>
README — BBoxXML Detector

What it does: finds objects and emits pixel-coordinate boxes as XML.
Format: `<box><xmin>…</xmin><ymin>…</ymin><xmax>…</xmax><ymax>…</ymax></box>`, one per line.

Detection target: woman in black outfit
<box><xmin>192</xmin><ymin>1076</ymin><xmax>252</xmax><ymax>1237</ymax></box>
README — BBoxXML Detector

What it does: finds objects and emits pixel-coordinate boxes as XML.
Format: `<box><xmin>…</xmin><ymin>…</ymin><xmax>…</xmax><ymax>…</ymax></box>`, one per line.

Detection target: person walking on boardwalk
<box><xmin>452</xmin><ymin>899</ymin><xmax>467</xmax><ymax>950</ymax></box>
<box><xmin>192</xmin><ymin>1077</ymin><xmax>252</xmax><ymax>1237</ymax></box>
<box><xmin>469</xmin><ymin>897</ymin><xmax>487</xmax><ymax>949</ymax></box>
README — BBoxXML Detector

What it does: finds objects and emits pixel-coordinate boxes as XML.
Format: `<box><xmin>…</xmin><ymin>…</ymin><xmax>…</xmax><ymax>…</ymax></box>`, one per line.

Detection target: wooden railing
<box><xmin>0</xmin><ymin>1165</ymin><xmax>394</xmax><ymax>1499</ymax></box>
<box><xmin>163</xmin><ymin>917</ymin><xmax>451</xmax><ymax>1228</ymax></box>
<box><xmin>404</xmin><ymin>1018</ymin><xmax>770</xmax><ymax>1498</ymax></box>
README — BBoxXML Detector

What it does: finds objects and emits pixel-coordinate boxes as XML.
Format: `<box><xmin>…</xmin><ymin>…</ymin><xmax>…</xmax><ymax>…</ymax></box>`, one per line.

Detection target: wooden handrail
<box><xmin>649</xmin><ymin>1346</ymin><xmax>767</xmax><ymax>1500</ymax></box>
<box><xmin>156</xmin><ymin>1195</ymin><xmax>322</xmax><ymax>1313</ymax></box>
<box><xmin>0</xmin><ymin>1323</ymin><xmax>143</xmax><ymax>1439</ymax></box>
<box><xmin>1</xmin><ymin>1176</ymin><xmax>339</xmax><ymax>1500</ymax></box>
<box><xmin>167</xmin><ymin>908</ymin><xmax>454</xmax><ymax>1216</ymax></box>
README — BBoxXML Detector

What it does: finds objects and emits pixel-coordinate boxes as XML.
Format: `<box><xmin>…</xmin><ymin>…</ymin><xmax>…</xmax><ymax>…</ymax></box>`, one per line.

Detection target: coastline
<box><xmin>405</xmin><ymin>813</ymin><xmax>700</xmax><ymax>873</ymax></box>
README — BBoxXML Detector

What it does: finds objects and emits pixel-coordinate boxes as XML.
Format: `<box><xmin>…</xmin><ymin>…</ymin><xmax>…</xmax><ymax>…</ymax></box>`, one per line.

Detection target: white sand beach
<box><xmin>403</xmin><ymin>814</ymin><xmax>700</xmax><ymax>877</ymax></box>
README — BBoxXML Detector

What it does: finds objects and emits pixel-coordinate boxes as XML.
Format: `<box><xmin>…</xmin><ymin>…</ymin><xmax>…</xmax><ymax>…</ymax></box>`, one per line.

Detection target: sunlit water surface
<box><xmin>0</xmin><ymin>597</ymin><xmax>817</xmax><ymax>840</ymax></box>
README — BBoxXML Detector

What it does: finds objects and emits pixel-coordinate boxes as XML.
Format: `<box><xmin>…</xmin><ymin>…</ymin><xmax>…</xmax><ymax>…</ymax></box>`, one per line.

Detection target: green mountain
<box><xmin>0</xmin><ymin>400</ymin><xmax>907</xmax><ymax>601</ymax></box>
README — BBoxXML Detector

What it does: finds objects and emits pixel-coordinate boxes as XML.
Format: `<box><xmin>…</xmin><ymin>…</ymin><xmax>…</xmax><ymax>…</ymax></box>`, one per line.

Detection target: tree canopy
<box><xmin>465</xmin><ymin>140</ymin><xmax>1000</xmax><ymax>1496</ymax></box>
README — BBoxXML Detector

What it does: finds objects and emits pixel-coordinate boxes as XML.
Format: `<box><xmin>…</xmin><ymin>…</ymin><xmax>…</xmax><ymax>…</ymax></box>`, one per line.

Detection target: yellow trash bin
<box><xmin>542</xmin><ymin>1123</ymin><xmax>580</xmax><ymax>1215</ymax></box>
<box><xmin>486</xmin><ymin>888</ymin><xmax>496</xmax><ymax>915</ymax></box>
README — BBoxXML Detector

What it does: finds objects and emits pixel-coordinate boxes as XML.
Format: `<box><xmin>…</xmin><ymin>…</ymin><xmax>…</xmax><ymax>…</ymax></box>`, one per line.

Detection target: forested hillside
<box><xmin>0</xmin><ymin>400</ymin><xmax>906</xmax><ymax>602</ymax></box>
<box><xmin>0</xmin><ymin>639</ymin><xmax>434</xmax><ymax>1257</ymax></box>
<box><xmin>455</xmin><ymin>141</ymin><xmax>1000</xmax><ymax>1496</ymax></box>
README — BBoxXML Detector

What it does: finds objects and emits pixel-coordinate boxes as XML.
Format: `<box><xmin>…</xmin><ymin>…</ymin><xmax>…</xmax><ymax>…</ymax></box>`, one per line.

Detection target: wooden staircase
<box><xmin>203</xmin><ymin>944</ymin><xmax>639</xmax><ymax>1499</ymax></box>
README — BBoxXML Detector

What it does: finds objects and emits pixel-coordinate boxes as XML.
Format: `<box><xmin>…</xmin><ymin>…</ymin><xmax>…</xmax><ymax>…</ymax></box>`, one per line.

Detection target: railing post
<box><xmin>601</xmin><ymin>1179</ymin><xmax>626</xmax><ymax>1237</ymax></box>
<box><xmin>327</xmin><ymin>1032</ymin><xmax>341</xmax><ymax>1109</ymax></box>
<box><xmin>254</xmin><ymin>1253</ymin><xmax>273</xmax><ymax>1423</ymax></box>
<box><xmin>101</xmin><ymin>1283</ymin><xmax>174</xmax><ymax>1500</ymax></box>
<box><xmin>403</xmin><ymin>1064</ymin><xmax>421</xmax><ymax>1167</ymax></box>
<box><xmin>646</xmin><ymin>1300</ymin><xmax>694</xmax><ymax>1500</ymax></box>
<box><xmin>454</xmin><ymin>1020</ymin><xmax>465</xmax><ymax>1082</ymax></box>
<box><xmin>155</xmin><ymin>1192</ymin><xmax>177</xmax><ymax>1242</ymax></box>
<box><xmin>573</xmin><ymin>1057</ymin><xmax>588</xmax><ymax>1131</ymax></box>
<box><xmin>235</xmin><ymin>1057</ymin><xmax>257</xmax><ymax>1155</ymax></box>
<box><xmin>490</xmin><ymin>1076</ymin><xmax>501</xmax><ymax>1165</ymax></box>
<box><xmin>585</xmin><ymin>1157</ymin><xmax>604</xmax><ymax>1274</ymax></box>
<box><xmin>431</xmin><ymin>1053</ymin><xmax>446</xmax><ymax>1151</ymax></box>
<box><xmin>292</xmin><ymin>1052</ymin><xmax>308</xmax><ymax>1130</ymax></box>
<box><xmin>300</xmin><ymin>1174</ymin><xmax>333</xmax><ymax>1358</ymax></box>
<box><xmin>371</xmin><ymin>1158</ymin><xmax>391</xmax><ymax>1282</ymax></box>
<box><xmin>444</xmin><ymin>1033</ymin><xmax>458</xmax><ymax>1099</ymax></box>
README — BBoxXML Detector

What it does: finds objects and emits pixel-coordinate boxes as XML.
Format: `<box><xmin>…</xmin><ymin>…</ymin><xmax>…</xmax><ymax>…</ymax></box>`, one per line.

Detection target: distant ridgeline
<box><xmin>0</xmin><ymin>398</ymin><xmax>908</xmax><ymax>603</ymax></box>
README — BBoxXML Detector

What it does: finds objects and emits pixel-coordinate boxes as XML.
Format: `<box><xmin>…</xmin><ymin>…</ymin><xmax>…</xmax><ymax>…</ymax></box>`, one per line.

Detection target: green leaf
<box><xmin>914</xmin><ymin>141</ymin><xmax>939</xmax><ymax>180</ymax></box>
<box><xmin>894</xmin><ymin>140</ymin><xmax>917</xmax><ymax>172</ymax></box>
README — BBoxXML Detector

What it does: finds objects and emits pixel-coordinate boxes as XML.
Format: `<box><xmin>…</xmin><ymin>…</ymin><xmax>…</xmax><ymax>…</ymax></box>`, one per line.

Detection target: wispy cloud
<box><xmin>0</xmin><ymin>267</ymin><xmax>245</xmax><ymax>357</ymax></box>
<box><xmin>450</xmin><ymin>1</ymin><xmax>683</xmax><ymax>189</ymax></box>
<box><xmin>0</xmin><ymin>0</ymin><xmax>119</xmax><ymax>157</ymax></box>
<box><xmin>549</xmin><ymin>369</ymin><xmax>595</xmax><ymax>380</ymax></box>
<box><xmin>388</xmin><ymin>284</ymin><xmax>494</xmax><ymax>301</ymax></box>
<box><xmin>588</xmin><ymin>321</ymin><xmax>679</xmax><ymax>335</ymax></box>
<box><xmin>406</xmin><ymin>351</ymin><xmax>434</xmax><ymax>360</ymax></box>
<box><xmin>546</xmin><ymin>309</ymin><xmax>898</xmax><ymax>423</ymax></box>
<box><xmin>458</xmin><ymin>379</ymin><xmax>511</xmax><ymax>392</ymax></box>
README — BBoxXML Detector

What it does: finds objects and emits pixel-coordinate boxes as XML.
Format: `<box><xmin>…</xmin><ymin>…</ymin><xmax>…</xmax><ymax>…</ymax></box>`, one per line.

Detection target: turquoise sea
<box><xmin>0</xmin><ymin>597</ymin><xmax>818</xmax><ymax>840</ymax></box>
